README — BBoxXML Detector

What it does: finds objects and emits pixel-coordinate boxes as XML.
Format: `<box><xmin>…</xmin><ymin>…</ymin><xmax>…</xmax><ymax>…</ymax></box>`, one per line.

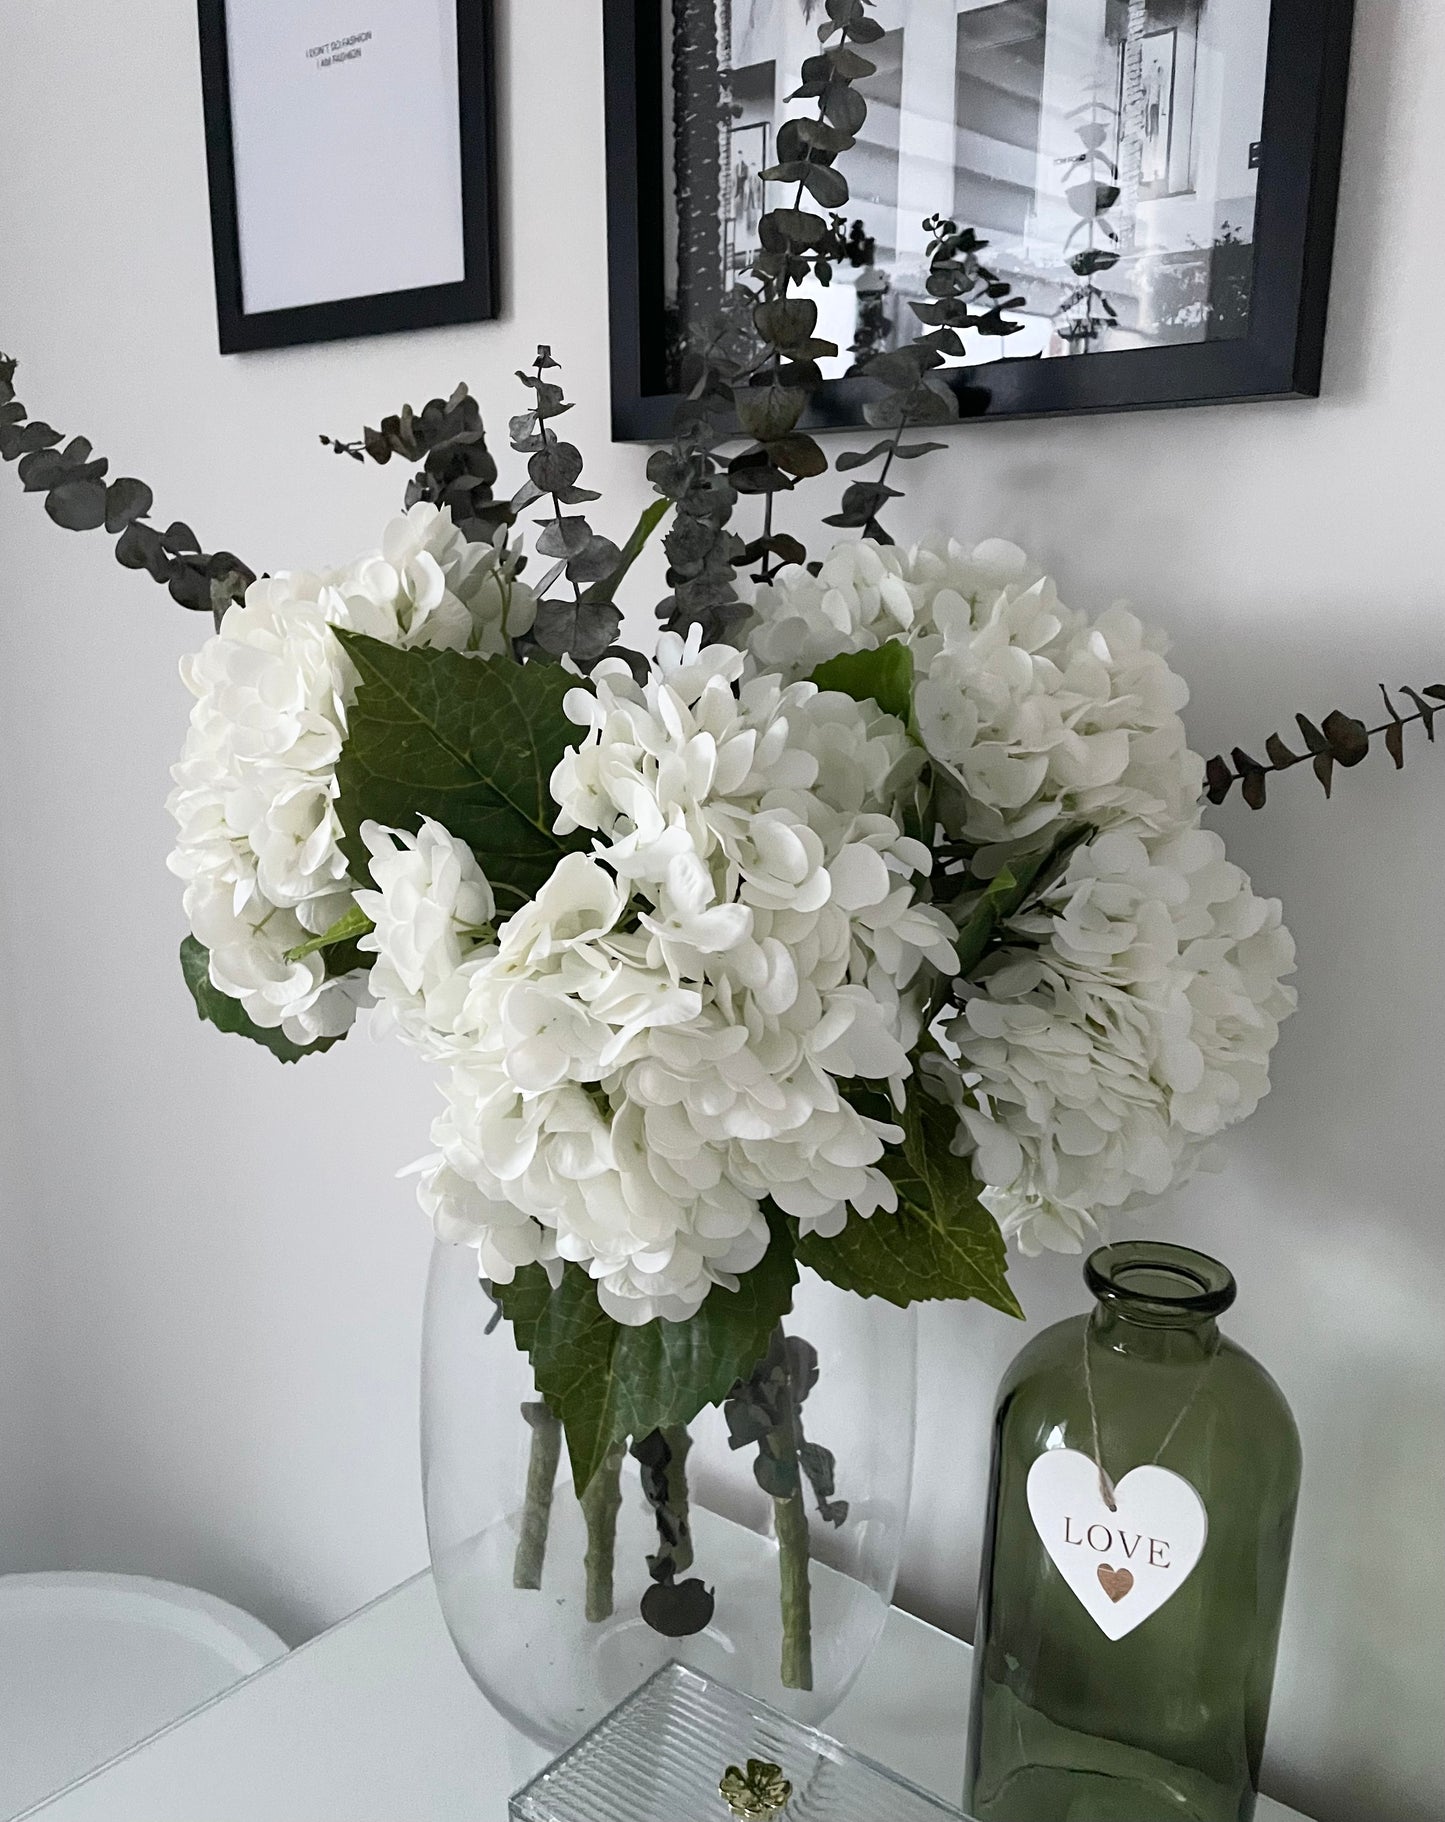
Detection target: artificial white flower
<box><xmin>354</xmin><ymin>819</ymin><xmax>497</xmax><ymax>1051</ymax></box>
<box><xmin>167</xmin><ymin>506</ymin><xmax>528</xmax><ymax>1043</ymax></box>
<box><xmin>746</xmin><ymin>536</ymin><xmax>1202</xmax><ymax>853</ymax></box>
<box><xmin>371</xmin><ymin>630</ymin><xmax>959</xmax><ymax>1322</ymax></box>
<box><xmin>946</xmin><ymin>828</ymin><xmax>1297</xmax><ymax>1256</ymax></box>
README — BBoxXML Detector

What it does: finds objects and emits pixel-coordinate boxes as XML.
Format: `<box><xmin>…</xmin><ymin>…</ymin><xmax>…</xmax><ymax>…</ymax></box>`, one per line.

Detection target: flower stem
<box><xmin>766</xmin><ymin>1330</ymin><xmax>815</xmax><ymax>1692</ymax></box>
<box><xmin>660</xmin><ymin>1423</ymin><xmax>695</xmax><ymax>1575</ymax></box>
<box><xmin>513</xmin><ymin>1401</ymin><xmax>562</xmax><ymax>1591</ymax></box>
<box><xmin>580</xmin><ymin>1444</ymin><xmax>626</xmax><ymax>1623</ymax></box>
<box><xmin>773</xmin><ymin>1478</ymin><xmax>814</xmax><ymax>1691</ymax></box>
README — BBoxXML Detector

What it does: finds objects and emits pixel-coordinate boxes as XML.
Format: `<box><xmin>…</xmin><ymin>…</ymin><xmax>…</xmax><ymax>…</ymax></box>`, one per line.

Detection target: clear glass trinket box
<box><xmin>509</xmin><ymin>1661</ymin><xmax>973</xmax><ymax>1822</ymax></box>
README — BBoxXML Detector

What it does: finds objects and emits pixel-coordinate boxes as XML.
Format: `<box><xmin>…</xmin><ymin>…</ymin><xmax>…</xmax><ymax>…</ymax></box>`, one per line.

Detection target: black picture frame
<box><xmin>604</xmin><ymin>0</ymin><xmax>1355</xmax><ymax>444</ymax></box>
<box><xmin>197</xmin><ymin>0</ymin><xmax>500</xmax><ymax>355</ymax></box>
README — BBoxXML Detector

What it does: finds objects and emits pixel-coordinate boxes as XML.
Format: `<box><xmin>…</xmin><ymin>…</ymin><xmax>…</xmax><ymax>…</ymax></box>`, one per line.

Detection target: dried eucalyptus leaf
<box><xmin>801</xmin><ymin>163</ymin><xmax>849</xmax><ymax>209</ymax></box>
<box><xmin>767</xmin><ymin>433</ymin><xmax>827</xmax><ymax>479</ymax></box>
<box><xmin>17</xmin><ymin>448</ymin><xmax>68</xmax><ymax>493</ymax></box>
<box><xmin>1264</xmin><ymin>732</ymin><xmax>1299</xmax><ymax>768</ymax></box>
<box><xmin>1321</xmin><ymin>710</ymin><xmax>1370</xmax><ymax>766</ymax></box>
<box><xmin>104</xmin><ymin>477</ymin><xmax>154</xmax><ymax>533</ymax></box>
<box><xmin>114</xmin><ymin>519</ymin><xmax>168</xmax><ymax>578</ymax></box>
<box><xmin>835</xmin><ymin>441</ymin><xmax>893</xmax><ymax>473</ymax></box>
<box><xmin>736</xmin><ymin>384</ymin><xmax>806</xmax><ymax>442</ymax></box>
<box><xmin>754</xmin><ymin>299</ymin><xmax>818</xmax><ymax>351</ymax></box>
<box><xmin>1204</xmin><ymin>755</ymin><xmax>1234</xmax><ymax>805</ymax></box>
<box><xmin>565</xmin><ymin>535</ymin><xmax>622</xmax><ymax>587</ymax></box>
<box><xmin>1386</xmin><ymin>721</ymin><xmax>1406</xmax><ymax>769</ymax></box>
<box><xmin>536</xmin><ymin>516</ymin><xmax>594</xmax><ymax>561</ymax></box>
<box><xmin>528</xmin><ymin>442</ymin><xmax>584</xmax><ymax>494</ymax></box>
<box><xmin>44</xmin><ymin>475</ymin><xmax>108</xmax><ymax>531</ymax></box>
<box><xmin>531</xmin><ymin>599</ymin><xmax>622</xmax><ymax>663</ymax></box>
<box><xmin>769</xmin><ymin>207</ymin><xmax>828</xmax><ymax>249</ymax></box>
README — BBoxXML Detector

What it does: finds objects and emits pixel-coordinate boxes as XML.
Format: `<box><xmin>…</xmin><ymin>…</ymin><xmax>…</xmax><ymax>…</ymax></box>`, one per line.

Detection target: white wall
<box><xmin>0</xmin><ymin>4</ymin><xmax>1441</xmax><ymax>1821</ymax></box>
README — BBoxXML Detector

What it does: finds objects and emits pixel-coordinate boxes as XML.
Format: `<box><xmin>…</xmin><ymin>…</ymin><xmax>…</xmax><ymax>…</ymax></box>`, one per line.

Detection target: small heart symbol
<box><xmin>1098</xmin><ymin>1564</ymin><xmax>1134</xmax><ymax>1603</ymax></box>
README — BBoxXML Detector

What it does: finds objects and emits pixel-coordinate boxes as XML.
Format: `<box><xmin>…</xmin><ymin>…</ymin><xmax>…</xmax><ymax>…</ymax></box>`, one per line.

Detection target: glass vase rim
<box><xmin>1083</xmin><ymin>1240</ymin><xmax>1237</xmax><ymax>1322</ymax></box>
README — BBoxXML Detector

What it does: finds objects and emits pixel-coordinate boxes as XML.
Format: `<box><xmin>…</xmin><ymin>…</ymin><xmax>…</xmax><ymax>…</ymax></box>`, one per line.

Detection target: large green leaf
<box><xmin>495</xmin><ymin>1212</ymin><xmax>799</xmax><ymax>1494</ymax></box>
<box><xmin>810</xmin><ymin>638</ymin><xmax>914</xmax><ymax>725</ymax></box>
<box><xmin>334</xmin><ymin>635</ymin><xmax>589</xmax><ymax>911</ymax></box>
<box><xmin>798</xmin><ymin>1087</ymin><xmax>1021</xmax><ymax>1317</ymax></box>
<box><xmin>179</xmin><ymin>936</ymin><xmax>343</xmax><ymax>1064</ymax></box>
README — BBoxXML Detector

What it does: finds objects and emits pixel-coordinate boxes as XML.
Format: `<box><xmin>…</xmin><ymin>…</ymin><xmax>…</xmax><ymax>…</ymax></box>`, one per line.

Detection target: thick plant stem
<box><xmin>513</xmin><ymin>1402</ymin><xmax>562</xmax><ymax>1591</ymax></box>
<box><xmin>768</xmin><ymin>1330</ymin><xmax>815</xmax><ymax>1692</ymax></box>
<box><xmin>660</xmin><ymin>1424</ymin><xmax>695</xmax><ymax>1575</ymax></box>
<box><xmin>773</xmin><ymin>1480</ymin><xmax>814</xmax><ymax>1692</ymax></box>
<box><xmin>580</xmin><ymin>1444</ymin><xmax>626</xmax><ymax>1623</ymax></box>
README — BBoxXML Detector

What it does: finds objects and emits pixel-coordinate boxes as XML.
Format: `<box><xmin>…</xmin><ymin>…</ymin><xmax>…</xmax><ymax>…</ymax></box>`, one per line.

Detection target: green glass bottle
<box><xmin>965</xmin><ymin>1242</ymin><xmax>1300</xmax><ymax>1822</ymax></box>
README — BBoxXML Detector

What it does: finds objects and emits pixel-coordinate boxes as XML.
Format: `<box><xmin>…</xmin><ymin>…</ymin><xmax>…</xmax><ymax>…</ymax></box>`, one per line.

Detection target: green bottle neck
<box><xmin>1087</xmin><ymin>1303</ymin><xmax>1220</xmax><ymax>1365</ymax></box>
<box><xmin>1083</xmin><ymin>1240</ymin><xmax>1235</xmax><ymax>1365</ymax></box>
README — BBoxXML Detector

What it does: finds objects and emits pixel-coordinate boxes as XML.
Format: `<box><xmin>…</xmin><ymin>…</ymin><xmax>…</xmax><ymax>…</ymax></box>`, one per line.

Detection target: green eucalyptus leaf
<box><xmin>811</xmin><ymin>639</ymin><xmax>913</xmax><ymax>723</ymax></box>
<box><xmin>798</xmin><ymin>1088</ymin><xmax>1020</xmax><ymax>1315</ymax></box>
<box><xmin>494</xmin><ymin>1210</ymin><xmax>798</xmax><ymax>1495</ymax></box>
<box><xmin>179</xmin><ymin>936</ymin><xmax>344</xmax><ymax>1063</ymax></box>
<box><xmin>333</xmin><ymin>634</ymin><xmax>589</xmax><ymax>911</ymax></box>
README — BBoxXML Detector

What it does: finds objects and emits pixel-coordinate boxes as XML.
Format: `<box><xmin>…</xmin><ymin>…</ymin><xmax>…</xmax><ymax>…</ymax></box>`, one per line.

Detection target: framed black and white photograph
<box><xmin>604</xmin><ymin>0</ymin><xmax>1354</xmax><ymax>441</ymax></box>
<box><xmin>198</xmin><ymin>0</ymin><xmax>499</xmax><ymax>354</ymax></box>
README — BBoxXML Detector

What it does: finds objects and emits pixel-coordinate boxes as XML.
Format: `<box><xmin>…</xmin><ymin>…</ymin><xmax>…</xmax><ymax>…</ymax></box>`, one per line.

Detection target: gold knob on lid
<box><xmin>719</xmin><ymin>1758</ymin><xmax>792</xmax><ymax>1818</ymax></box>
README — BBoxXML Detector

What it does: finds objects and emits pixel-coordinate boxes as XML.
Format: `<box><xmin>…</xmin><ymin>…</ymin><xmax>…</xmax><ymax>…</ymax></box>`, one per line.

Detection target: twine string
<box><xmin>1082</xmin><ymin>1325</ymin><xmax>1219</xmax><ymax>1512</ymax></box>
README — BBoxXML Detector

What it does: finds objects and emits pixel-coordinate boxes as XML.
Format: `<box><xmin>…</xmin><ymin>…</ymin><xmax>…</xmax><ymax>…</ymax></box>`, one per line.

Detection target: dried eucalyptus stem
<box><xmin>580</xmin><ymin>1443</ymin><xmax>626</xmax><ymax>1624</ymax></box>
<box><xmin>633</xmin><ymin>1424</ymin><xmax>715</xmax><ymax>1638</ymax></box>
<box><xmin>512</xmin><ymin>1401</ymin><xmax>562</xmax><ymax>1591</ymax></box>
<box><xmin>1206</xmin><ymin>684</ymin><xmax>1445</xmax><ymax>808</ymax></box>
<box><xmin>1</xmin><ymin>352</ymin><xmax>253</xmax><ymax>626</ymax></box>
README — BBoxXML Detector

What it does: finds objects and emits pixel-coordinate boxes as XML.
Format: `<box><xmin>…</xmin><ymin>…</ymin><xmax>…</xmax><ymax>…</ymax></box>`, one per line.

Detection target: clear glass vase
<box><xmin>421</xmin><ymin>1239</ymin><xmax>918</xmax><ymax>1753</ymax></box>
<box><xmin>965</xmin><ymin>1242</ymin><xmax>1302</xmax><ymax>1822</ymax></box>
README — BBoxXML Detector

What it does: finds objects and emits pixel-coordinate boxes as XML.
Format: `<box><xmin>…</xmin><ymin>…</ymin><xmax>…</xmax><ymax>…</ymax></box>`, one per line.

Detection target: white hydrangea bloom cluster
<box><xmin>746</xmin><ymin>537</ymin><xmax>1201</xmax><ymax>853</ymax></box>
<box><xmin>745</xmin><ymin>535</ymin><xmax>1295</xmax><ymax>1259</ymax></box>
<box><xmin>361</xmin><ymin>631</ymin><xmax>960</xmax><ymax>1324</ymax></box>
<box><xmin>946</xmin><ymin>829</ymin><xmax>1296</xmax><ymax>1256</ymax></box>
<box><xmin>167</xmin><ymin>506</ymin><xmax>533</xmax><ymax>1044</ymax></box>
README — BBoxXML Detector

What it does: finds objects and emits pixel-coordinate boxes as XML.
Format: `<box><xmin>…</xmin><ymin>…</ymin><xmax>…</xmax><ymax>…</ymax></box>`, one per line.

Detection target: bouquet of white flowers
<box><xmin>2</xmin><ymin>0</ymin><xmax>1308</xmax><ymax>1689</ymax></box>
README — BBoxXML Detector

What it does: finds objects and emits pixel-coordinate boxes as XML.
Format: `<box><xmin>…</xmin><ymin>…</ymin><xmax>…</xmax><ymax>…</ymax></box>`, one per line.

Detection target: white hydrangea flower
<box><xmin>946</xmin><ymin>828</ymin><xmax>1297</xmax><ymax>1256</ymax></box>
<box><xmin>167</xmin><ymin>506</ymin><xmax>528</xmax><ymax>1043</ymax></box>
<box><xmin>746</xmin><ymin>536</ymin><xmax>1202</xmax><ymax>852</ymax></box>
<box><xmin>371</xmin><ymin>631</ymin><xmax>959</xmax><ymax>1324</ymax></box>
<box><xmin>354</xmin><ymin>819</ymin><xmax>497</xmax><ymax>1051</ymax></box>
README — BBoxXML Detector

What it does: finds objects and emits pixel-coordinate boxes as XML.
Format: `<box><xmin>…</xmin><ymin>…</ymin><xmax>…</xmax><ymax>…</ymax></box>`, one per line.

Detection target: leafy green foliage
<box><xmin>333</xmin><ymin>634</ymin><xmax>589</xmax><ymax>910</ymax></box>
<box><xmin>810</xmin><ymin>639</ymin><xmax>913</xmax><ymax>725</ymax></box>
<box><xmin>284</xmin><ymin>902</ymin><xmax>374</xmax><ymax>963</ymax></box>
<box><xmin>950</xmin><ymin>825</ymin><xmax>1092</xmax><ymax>978</ymax></box>
<box><xmin>799</xmin><ymin>1085</ymin><xmax>1019</xmax><ymax>1315</ymax></box>
<box><xmin>1206</xmin><ymin>685</ymin><xmax>1445</xmax><ymax>807</ymax></box>
<box><xmin>1</xmin><ymin>354</ymin><xmax>253</xmax><ymax>624</ymax></box>
<box><xmin>179</xmin><ymin>937</ymin><xmax>342</xmax><ymax>1064</ymax></box>
<box><xmin>494</xmin><ymin>1213</ymin><xmax>799</xmax><ymax>1495</ymax></box>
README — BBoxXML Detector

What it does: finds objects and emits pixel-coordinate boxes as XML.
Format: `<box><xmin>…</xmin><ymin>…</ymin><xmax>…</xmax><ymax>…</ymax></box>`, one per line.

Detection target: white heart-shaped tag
<box><xmin>1026</xmin><ymin>1448</ymin><xmax>1208</xmax><ymax>1641</ymax></box>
